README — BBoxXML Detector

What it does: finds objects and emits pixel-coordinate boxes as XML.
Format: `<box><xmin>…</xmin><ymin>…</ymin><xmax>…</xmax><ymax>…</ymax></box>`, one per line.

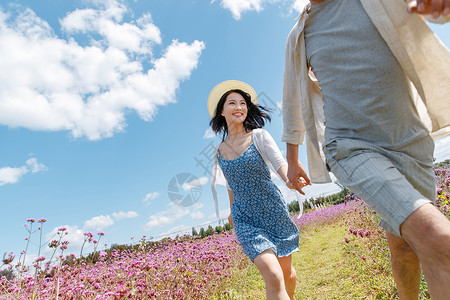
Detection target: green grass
<box><xmin>218</xmin><ymin>204</ymin><xmax>432</xmax><ymax>300</ymax></box>
<box><xmin>294</xmin><ymin>225</ymin><xmax>364</xmax><ymax>299</ymax></box>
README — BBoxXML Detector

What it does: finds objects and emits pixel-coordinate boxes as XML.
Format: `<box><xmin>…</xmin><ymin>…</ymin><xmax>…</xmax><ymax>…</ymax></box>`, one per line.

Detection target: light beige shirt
<box><xmin>282</xmin><ymin>0</ymin><xmax>450</xmax><ymax>183</ymax></box>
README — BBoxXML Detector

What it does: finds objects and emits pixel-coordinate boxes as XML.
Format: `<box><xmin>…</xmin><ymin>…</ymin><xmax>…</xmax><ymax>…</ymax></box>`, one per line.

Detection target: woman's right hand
<box><xmin>286</xmin><ymin>178</ymin><xmax>307</xmax><ymax>190</ymax></box>
<box><xmin>287</xmin><ymin>160</ymin><xmax>311</xmax><ymax>195</ymax></box>
<box><xmin>228</xmin><ymin>214</ymin><xmax>234</xmax><ymax>228</ymax></box>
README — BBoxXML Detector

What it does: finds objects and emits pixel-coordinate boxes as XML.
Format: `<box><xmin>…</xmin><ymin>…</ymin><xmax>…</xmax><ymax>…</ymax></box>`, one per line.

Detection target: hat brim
<box><xmin>207</xmin><ymin>80</ymin><xmax>258</xmax><ymax>118</ymax></box>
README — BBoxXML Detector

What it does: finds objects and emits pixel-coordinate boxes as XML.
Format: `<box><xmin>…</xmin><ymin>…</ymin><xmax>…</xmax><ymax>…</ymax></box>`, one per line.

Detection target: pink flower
<box><xmin>2</xmin><ymin>252</ymin><xmax>15</xmax><ymax>265</ymax></box>
<box><xmin>27</xmin><ymin>218</ymin><xmax>35</xmax><ymax>223</ymax></box>
<box><xmin>35</xmin><ymin>256</ymin><xmax>46</xmax><ymax>262</ymax></box>
<box><xmin>38</xmin><ymin>218</ymin><xmax>47</xmax><ymax>223</ymax></box>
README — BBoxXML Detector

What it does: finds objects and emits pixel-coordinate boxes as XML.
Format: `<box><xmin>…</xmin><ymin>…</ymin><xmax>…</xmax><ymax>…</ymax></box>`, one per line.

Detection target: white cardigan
<box><xmin>210</xmin><ymin>128</ymin><xmax>287</xmax><ymax>222</ymax></box>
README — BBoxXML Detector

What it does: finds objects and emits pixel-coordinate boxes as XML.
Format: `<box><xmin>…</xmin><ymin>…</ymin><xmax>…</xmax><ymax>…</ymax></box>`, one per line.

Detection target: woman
<box><xmin>208</xmin><ymin>80</ymin><xmax>309</xmax><ymax>300</ymax></box>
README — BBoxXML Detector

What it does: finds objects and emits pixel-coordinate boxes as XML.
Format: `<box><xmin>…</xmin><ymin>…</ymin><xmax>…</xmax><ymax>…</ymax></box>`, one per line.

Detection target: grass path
<box><xmin>227</xmin><ymin>222</ymin><xmax>399</xmax><ymax>299</ymax></box>
<box><xmin>294</xmin><ymin>225</ymin><xmax>359</xmax><ymax>299</ymax></box>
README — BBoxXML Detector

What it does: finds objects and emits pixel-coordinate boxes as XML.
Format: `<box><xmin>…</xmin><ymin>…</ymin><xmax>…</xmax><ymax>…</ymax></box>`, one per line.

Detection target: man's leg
<box><xmin>386</xmin><ymin>232</ymin><xmax>421</xmax><ymax>299</ymax></box>
<box><xmin>322</xmin><ymin>138</ymin><xmax>448</xmax><ymax>298</ymax></box>
<box><xmin>400</xmin><ymin>203</ymin><xmax>450</xmax><ymax>300</ymax></box>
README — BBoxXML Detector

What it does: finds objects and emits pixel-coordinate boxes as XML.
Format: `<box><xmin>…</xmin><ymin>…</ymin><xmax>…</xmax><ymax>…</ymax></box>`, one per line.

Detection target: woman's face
<box><xmin>221</xmin><ymin>92</ymin><xmax>248</xmax><ymax>126</ymax></box>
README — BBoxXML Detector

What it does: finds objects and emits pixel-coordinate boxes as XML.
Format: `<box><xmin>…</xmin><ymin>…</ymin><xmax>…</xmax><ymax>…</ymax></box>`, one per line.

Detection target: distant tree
<box><xmin>288</xmin><ymin>201</ymin><xmax>300</xmax><ymax>213</ymax></box>
<box><xmin>0</xmin><ymin>269</ymin><xmax>15</xmax><ymax>281</ymax></box>
<box><xmin>192</xmin><ymin>227</ymin><xmax>199</xmax><ymax>236</ymax></box>
<box><xmin>199</xmin><ymin>228</ymin><xmax>206</xmax><ymax>238</ymax></box>
<box><xmin>215</xmin><ymin>226</ymin><xmax>223</xmax><ymax>234</ymax></box>
<box><xmin>205</xmin><ymin>225</ymin><xmax>214</xmax><ymax>236</ymax></box>
<box><xmin>224</xmin><ymin>223</ymin><xmax>232</xmax><ymax>231</ymax></box>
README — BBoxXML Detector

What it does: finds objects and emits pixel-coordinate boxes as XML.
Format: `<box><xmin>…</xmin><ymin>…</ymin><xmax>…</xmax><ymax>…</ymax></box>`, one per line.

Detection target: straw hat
<box><xmin>207</xmin><ymin>80</ymin><xmax>258</xmax><ymax>118</ymax></box>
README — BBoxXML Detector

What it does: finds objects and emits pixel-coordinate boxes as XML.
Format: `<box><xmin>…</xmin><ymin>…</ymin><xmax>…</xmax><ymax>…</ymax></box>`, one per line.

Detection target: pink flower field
<box><xmin>1</xmin><ymin>160</ymin><xmax>448</xmax><ymax>299</ymax></box>
<box><xmin>1</xmin><ymin>232</ymin><xmax>249</xmax><ymax>299</ymax></box>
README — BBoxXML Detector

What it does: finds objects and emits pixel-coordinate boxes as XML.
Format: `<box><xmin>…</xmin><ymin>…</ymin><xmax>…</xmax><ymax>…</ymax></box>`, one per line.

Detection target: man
<box><xmin>282</xmin><ymin>0</ymin><xmax>450</xmax><ymax>298</ymax></box>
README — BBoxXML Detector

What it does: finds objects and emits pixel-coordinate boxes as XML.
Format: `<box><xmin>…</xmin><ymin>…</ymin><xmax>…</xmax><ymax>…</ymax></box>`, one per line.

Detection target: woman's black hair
<box><xmin>209</xmin><ymin>89</ymin><xmax>271</xmax><ymax>141</ymax></box>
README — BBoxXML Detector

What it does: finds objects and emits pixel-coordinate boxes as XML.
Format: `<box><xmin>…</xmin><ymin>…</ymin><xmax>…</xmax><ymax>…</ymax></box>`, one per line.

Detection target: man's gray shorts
<box><xmin>323</xmin><ymin>136</ymin><xmax>436</xmax><ymax>237</ymax></box>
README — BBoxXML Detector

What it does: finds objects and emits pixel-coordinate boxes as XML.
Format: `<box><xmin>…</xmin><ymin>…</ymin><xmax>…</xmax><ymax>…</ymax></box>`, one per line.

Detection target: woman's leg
<box><xmin>277</xmin><ymin>254</ymin><xmax>296</xmax><ymax>299</ymax></box>
<box><xmin>253</xmin><ymin>249</ymin><xmax>291</xmax><ymax>300</ymax></box>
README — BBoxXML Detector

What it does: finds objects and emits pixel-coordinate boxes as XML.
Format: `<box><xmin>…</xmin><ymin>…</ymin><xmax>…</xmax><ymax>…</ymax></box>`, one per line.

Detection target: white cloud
<box><xmin>192</xmin><ymin>203</ymin><xmax>204</xmax><ymax>210</ymax></box>
<box><xmin>203</xmin><ymin>128</ymin><xmax>216</xmax><ymax>139</ymax></box>
<box><xmin>182</xmin><ymin>176</ymin><xmax>208</xmax><ymax>191</ymax></box>
<box><xmin>214</xmin><ymin>0</ymin><xmax>280</xmax><ymax>20</ymax></box>
<box><xmin>190</xmin><ymin>211</ymin><xmax>204</xmax><ymax>220</ymax></box>
<box><xmin>26</xmin><ymin>158</ymin><xmax>48</xmax><ymax>173</ymax></box>
<box><xmin>0</xmin><ymin>166</ymin><xmax>28</xmax><ymax>186</ymax></box>
<box><xmin>44</xmin><ymin>225</ymin><xmax>87</xmax><ymax>256</ymax></box>
<box><xmin>160</xmin><ymin>224</ymin><xmax>192</xmax><ymax>238</ymax></box>
<box><xmin>143</xmin><ymin>192</ymin><xmax>160</xmax><ymax>205</ymax></box>
<box><xmin>144</xmin><ymin>203</ymin><xmax>191</xmax><ymax>231</ymax></box>
<box><xmin>208</xmin><ymin>208</ymin><xmax>230</xmax><ymax>220</ymax></box>
<box><xmin>434</xmin><ymin>136</ymin><xmax>450</xmax><ymax>163</ymax></box>
<box><xmin>0</xmin><ymin>2</ymin><xmax>205</xmax><ymax>140</ymax></box>
<box><xmin>61</xmin><ymin>4</ymin><xmax>161</xmax><ymax>55</ymax></box>
<box><xmin>190</xmin><ymin>203</ymin><xmax>204</xmax><ymax>219</ymax></box>
<box><xmin>0</xmin><ymin>157</ymin><xmax>47</xmax><ymax>186</ymax></box>
<box><xmin>291</xmin><ymin>0</ymin><xmax>310</xmax><ymax>13</ymax></box>
<box><xmin>112</xmin><ymin>210</ymin><xmax>139</xmax><ymax>220</ymax></box>
<box><xmin>84</xmin><ymin>215</ymin><xmax>114</xmax><ymax>231</ymax></box>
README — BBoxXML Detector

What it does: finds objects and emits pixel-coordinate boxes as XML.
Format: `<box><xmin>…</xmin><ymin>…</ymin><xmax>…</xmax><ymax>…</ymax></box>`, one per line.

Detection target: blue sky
<box><xmin>0</xmin><ymin>0</ymin><xmax>449</xmax><ymax>261</ymax></box>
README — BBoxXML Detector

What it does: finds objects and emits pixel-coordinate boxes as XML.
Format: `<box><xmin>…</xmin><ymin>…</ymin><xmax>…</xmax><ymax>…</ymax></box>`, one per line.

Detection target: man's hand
<box><xmin>286</xmin><ymin>143</ymin><xmax>311</xmax><ymax>195</ymax></box>
<box><xmin>407</xmin><ymin>0</ymin><xmax>450</xmax><ymax>18</ymax></box>
<box><xmin>287</xmin><ymin>160</ymin><xmax>311</xmax><ymax>195</ymax></box>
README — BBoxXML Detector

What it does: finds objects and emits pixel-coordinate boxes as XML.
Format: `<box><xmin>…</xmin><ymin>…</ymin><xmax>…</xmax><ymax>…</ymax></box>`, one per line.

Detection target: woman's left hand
<box><xmin>286</xmin><ymin>178</ymin><xmax>307</xmax><ymax>190</ymax></box>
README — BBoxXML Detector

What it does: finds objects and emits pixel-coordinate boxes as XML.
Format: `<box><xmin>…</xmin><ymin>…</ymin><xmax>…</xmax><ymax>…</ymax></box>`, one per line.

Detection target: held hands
<box><xmin>407</xmin><ymin>0</ymin><xmax>450</xmax><ymax>18</ymax></box>
<box><xmin>286</xmin><ymin>178</ymin><xmax>307</xmax><ymax>190</ymax></box>
<box><xmin>286</xmin><ymin>160</ymin><xmax>312</xmax><ymax>195</ymax></box>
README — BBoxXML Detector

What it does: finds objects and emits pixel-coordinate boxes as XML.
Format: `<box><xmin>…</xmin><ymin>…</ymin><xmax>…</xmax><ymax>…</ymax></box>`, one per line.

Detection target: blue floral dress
<box><xmin>218</xmin><ymin>143</ymin><xmax>299</xmax><ymax>262</ymax></box>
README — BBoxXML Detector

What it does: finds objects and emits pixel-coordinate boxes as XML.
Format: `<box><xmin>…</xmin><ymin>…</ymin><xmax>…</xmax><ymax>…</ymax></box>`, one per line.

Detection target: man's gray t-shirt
<box><xmin>304</xmin><ymin>0</ymin><xmax>429</xmax><ymax>149</ymax></box>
